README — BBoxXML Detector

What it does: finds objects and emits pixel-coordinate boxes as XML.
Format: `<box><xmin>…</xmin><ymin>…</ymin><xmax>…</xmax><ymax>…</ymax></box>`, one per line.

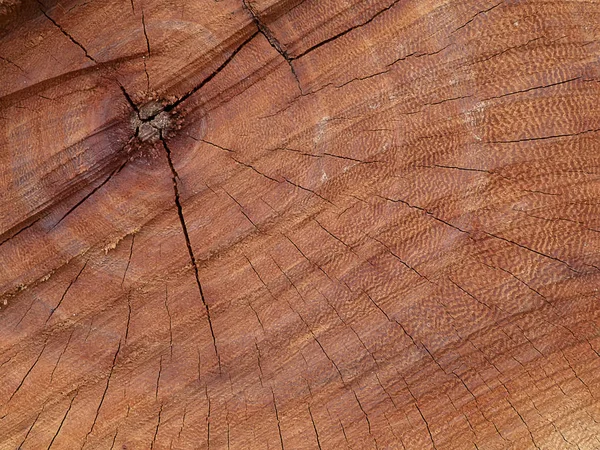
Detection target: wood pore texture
<box><xmin>1</xmin><ymin>0</ymin><xmax>600</xmax><ymax>448</ymax></box>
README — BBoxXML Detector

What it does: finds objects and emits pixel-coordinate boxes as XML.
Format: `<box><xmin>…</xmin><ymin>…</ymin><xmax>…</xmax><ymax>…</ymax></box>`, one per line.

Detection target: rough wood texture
<box><xmin>2</xmin><ymin>0</ymin><xmax>600</xmax><ymax>448</ymax></box>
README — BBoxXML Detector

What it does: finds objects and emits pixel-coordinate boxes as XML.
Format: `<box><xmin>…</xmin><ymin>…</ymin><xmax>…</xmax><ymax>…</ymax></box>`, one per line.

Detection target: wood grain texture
<box><xmin>1</xmin><ymin>0</ymin><xmax>600</xmax><ymax>448</ymax></box>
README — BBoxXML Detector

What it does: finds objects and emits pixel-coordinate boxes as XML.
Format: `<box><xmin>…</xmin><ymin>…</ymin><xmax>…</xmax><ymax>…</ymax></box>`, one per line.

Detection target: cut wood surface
<box><xmin>1</xmin><ymin>0</ymin><xmax>600</xmax><ymax>448</ymax></box>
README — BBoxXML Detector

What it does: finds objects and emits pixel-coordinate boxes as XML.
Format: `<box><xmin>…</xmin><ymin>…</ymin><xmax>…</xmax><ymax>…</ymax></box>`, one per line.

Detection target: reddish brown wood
<box><xmin>1</xmin><ymin>0</ymin><xmax>600</xmax><ymax>448</ymax></box>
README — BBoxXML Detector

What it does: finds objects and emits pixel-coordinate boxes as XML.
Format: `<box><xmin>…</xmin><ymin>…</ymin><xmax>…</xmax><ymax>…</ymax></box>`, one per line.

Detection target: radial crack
<box><xmin>150</xmin><ymin>404</ymin><xmax>163</xmax><ymax>450</ymax></box>
<box><xmin>308</xmin><ymin>405</ymin><xmax>323</xmax><ymax>450</ymax></box>
<box><xmin>121</xmin><ymin>235</ymin><xmax>135</xmax><ymax>287</ymax></box>
<box><xmin>160</xmin><ymin>136</ymin><xmax>221</xmax><ymax>371</ymax></box>
<box><xmin>37</xmin><ymin>1</ymin><xmax>97</xmax><ymax>63</ymax></box>
<box><xmin>82</xmin><ymin>340</ymin><xmax>121</xmax><ymax>447</ymax></box>
<box><xmin>205</xmin><ymin>386</ymin><xmax>211</xmax><ymax>448</ymax></box>
<box><xmin>9</xmin><ymin>340</ymin><xmax>47</xmax><ymax>403</ymax></box>
<box><xmin>165</xmin><ymin>31</ymin><xmax>258</xmax><ymax>112</ymax></box>
<box><xmin>47</xmin><ymin>260</ymin><xmax>88</xmax><ymax>322</ymax></box>
<box><xmin>452</xmin><ymin>1</ymin><xmax>503</xmax><ymax>34</ymax></box>
<box><xmin>51</xmin><ymin>158</ymin><xmax>128</xmax><ymax>230</ymax></box>
<box><xmin>271</xmin><ymin>387</ymin><xmax>285</xmax><ymax>450</ymax></box>
<box><xmin>291</xmin><ymin>0</ymin><xmax>402</xmax><ymax>59</ymax></box>
<box><xmin>19</xmin><ymin>405</ymin><xmax>44</xmax><ymax>449</ymax></box>
<box><xmin>155</xmin><ymin>355</ymin><xmax>162</xmax><ymax>400</ymax></box>
<box><xmin>164</xmin><ymin>285</ymin><xmax>174</xmax><ymax>356</ymax></box>
<box><xmin>141</xmin><ymin>9</ymin><xmax>151</xmax><ymax>55</ymax></box>
<box><xmin>50</xmin><ymin>328</ymin><xmax>75</xmax><ymax>382</ymax></box>
<box><xmin>241</xmin><ymin>0</ymin><xmax>303</xmax><ymax>92</ymax></box>
<box><xmin>48</xmin><ymin>393</ymin><xmax>78</xmax><ymax>449</ymax></box>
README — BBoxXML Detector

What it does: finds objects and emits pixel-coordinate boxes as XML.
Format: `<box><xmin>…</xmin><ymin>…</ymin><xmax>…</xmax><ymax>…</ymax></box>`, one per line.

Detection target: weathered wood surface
<box><xmin>1</xmin><ymin>0</ymin><xmax>600</xmax><ymax>448</ymax></box>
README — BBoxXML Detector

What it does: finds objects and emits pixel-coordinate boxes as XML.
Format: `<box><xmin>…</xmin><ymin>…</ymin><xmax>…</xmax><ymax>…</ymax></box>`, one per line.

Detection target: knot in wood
<box><xmin>130</xmin><ymin>101</ymin><xmax>174</xmax><ymax>143</ymax></box>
